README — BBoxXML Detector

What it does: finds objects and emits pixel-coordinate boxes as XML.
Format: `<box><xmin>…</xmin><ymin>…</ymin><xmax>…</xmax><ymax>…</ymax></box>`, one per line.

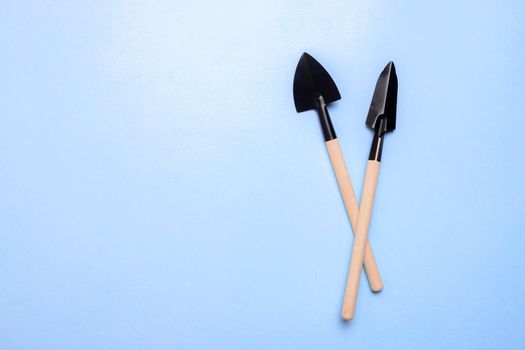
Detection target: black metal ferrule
<box><xmin>368</xmin><ymin>133</ymin><xmax>383</xmax><ymax>161</ymax></box>
<box><xmin>315</xmin><ymin>95</ymin><xmax>337</xmax><ymax>141</ymax></box>
<box><xmin>368</xmin><ymin>116</ymin><xmax>386</xmax><ymax>161</ymax></box>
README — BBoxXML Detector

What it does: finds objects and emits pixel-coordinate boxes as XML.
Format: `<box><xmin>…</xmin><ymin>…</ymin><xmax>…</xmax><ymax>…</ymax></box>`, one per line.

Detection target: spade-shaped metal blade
<box><xmin>366</xmin><ymin>62</ymin><xmax>398</xmax><ymax>134</ymax></box>
<box><xmin>293</xmin><ymin>52</ymin><xmax>341</xmax><ymax>113</ymax></box>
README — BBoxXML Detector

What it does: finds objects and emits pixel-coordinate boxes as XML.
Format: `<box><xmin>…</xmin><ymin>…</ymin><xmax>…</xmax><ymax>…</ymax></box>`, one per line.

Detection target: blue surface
<box><xmin>1</xmin><ymin>0</ymin><xmax>525</xmax><ymax>348</ymax></box>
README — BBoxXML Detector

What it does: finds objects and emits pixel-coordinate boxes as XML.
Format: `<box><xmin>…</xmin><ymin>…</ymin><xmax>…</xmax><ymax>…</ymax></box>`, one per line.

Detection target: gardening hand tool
<box><xmin>293</xmin><ymin>52</ymin><xmax>383</xmax><ymax>292</ymax></box>
<box><xmin>341</xmin><ymin>61</ymin><xmax>398</xmax><ymax>320</ymax></box>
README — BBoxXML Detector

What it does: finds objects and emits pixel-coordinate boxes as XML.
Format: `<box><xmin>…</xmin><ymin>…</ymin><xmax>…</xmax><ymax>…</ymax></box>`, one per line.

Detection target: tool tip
<box><xmin>341</xmin><ymin>309</ymin><xmax>354</xmax><ymax>321</ymax></box>
<box><xmin>371</xmin><ymin>285</ymin><xmax>383</xmax><ymax>293</ymax></box>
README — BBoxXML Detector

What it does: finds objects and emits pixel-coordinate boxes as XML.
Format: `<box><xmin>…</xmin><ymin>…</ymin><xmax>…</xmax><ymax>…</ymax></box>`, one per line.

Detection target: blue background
<box><xmin>1</xmin><ymin>0</ymin><xmax>524</xmax><ymax>348</ymax></box>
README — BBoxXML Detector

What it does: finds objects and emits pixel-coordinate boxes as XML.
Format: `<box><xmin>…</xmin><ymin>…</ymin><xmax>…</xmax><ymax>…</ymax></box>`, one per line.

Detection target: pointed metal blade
<box><xmin>366</xmin><ymin>61</ymin><xmax>398</xmax><ymax>133</ymax></box>
<box><xmin>293</xmin><ymin>52</ymin><xmax>341</xmax><ymax>113</ymax></box>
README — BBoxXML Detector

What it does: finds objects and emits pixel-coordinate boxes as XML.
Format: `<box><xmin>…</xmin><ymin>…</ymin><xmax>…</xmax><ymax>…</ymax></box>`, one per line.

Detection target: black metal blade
<box><xmin>293</xmin><ymin>52</ymin><xmax>341</xmax><ymax>113</ymax></box>
<box><xmin>366</xmin><ymin>62</ymin><xmax>398</xmax><ymax>134</ymax></box>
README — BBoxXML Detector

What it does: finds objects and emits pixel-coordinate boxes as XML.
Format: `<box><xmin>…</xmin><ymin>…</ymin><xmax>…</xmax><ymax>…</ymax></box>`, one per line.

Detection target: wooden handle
<box><xmin>341</xmin><ymin>160</ymin><xmax>381</xmax><ymax>320</ymax></box>
<box><xmin>325</xmin><ymin>140</ymin><xmax>383</xmax><ymax>293</ymax></box>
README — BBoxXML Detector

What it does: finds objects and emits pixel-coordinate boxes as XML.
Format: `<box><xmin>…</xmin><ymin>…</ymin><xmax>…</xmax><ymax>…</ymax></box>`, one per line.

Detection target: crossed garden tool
<box><xmin>293</xmin><ymin>53</ymin><xmax>398</xmax><ymax>320</ymax></box>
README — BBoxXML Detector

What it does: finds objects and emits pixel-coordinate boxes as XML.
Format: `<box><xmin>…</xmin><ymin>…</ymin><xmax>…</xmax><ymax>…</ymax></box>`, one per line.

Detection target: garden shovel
<box><xmin>293</xmin><ymin>53</ymin><xmax>383</xmax><ymax>292</ymax></box>
<box><xmin>341</xmin><ymin>61</ymin><xmax>398</xmax><ymax>320</ymax></box>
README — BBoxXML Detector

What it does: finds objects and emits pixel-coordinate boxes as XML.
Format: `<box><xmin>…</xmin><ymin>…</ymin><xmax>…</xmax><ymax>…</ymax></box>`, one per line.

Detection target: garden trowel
<box><xmin>293</xmin><ymin>53</ymin><xmax>383</xmax><ymax>292</ymax></box>
<box><xmin>341</xmin><ymin>61</ymin><xmax>398</xmax><ymax>320</ymax></box>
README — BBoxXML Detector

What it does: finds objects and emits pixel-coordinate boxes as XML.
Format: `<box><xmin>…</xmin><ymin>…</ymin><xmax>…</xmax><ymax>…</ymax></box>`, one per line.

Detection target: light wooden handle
<box><xmin>341</xmin><ymin>160</ymin><xmax>381</xmax><ymax>320</ymax></box>
<box><xmin>325</xmin><ymin>140</ymin><xmax>383</xmax><ymax>293</ymax></box>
